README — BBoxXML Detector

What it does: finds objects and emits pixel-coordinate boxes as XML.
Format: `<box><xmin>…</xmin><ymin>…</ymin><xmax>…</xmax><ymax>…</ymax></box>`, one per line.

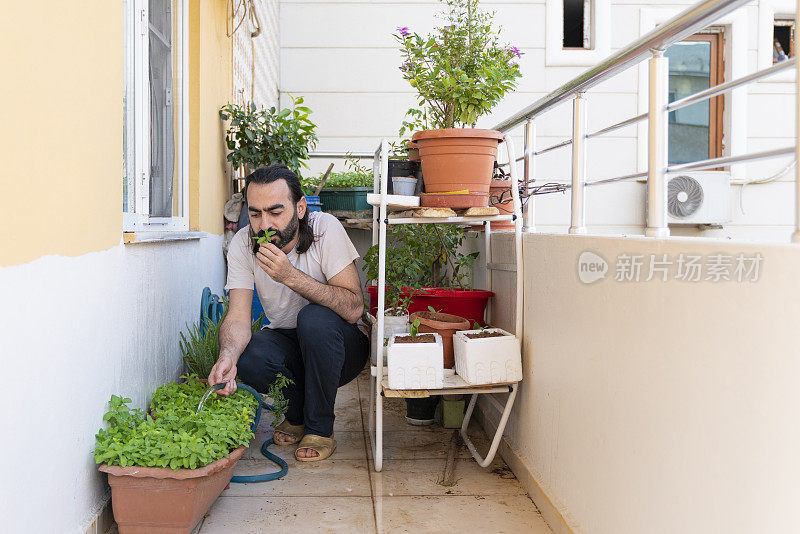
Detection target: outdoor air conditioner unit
<box><xmin>666</xmin><ymin>171</ymin><xmax>730</xmax><ymax>225</ymax></box>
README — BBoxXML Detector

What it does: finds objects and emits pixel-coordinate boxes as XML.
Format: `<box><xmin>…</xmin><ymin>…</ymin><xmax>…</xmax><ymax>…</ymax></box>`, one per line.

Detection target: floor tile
<box><xmin>370</xmin><ymin>459</ymin><xmax>526</xmax><ymax>497</ymax></box>
<box><xmin>200</xmin><ymin>496</ymin><xmax>376</xmax><ymax>534</ymax></box>
<box><xmin>224</xmin><ymin>458</ymin><xmax>372</xmax><ymax>497</ymax></box>
<box><xmin>373</xmin><ymin>495</ymin><xmax>550</xmax><ymax>534</ymax></box>
<box><xmin>367</xmin><ymin>429</ymin><xmax>490</xmax><ymax>460</ymax></box>
<box><xmin>245</xmin><ymin>429</ymin><xmax>367</xmax><ymax>460</ymax></box>
<box><xmin>334</xmin><ymin>392</ymin><xmax>365</xmax><ymax>431</ymax></box>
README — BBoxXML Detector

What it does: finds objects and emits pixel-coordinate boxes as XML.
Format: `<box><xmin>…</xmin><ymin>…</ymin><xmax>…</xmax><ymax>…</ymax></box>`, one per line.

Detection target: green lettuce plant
<box><xmin>94</xmin><ymin>374</ymin><xmax>293</xmax><ymax>470</ymax></box>
<box><xmin>93</xmin><ymin>376</ymin><xmax>258</xmax><ymax>470</ymax></box>
<box><xmin>301</xmin><ymin>155</ymin><xmax>373</xmax><ymax>195</ymax></box>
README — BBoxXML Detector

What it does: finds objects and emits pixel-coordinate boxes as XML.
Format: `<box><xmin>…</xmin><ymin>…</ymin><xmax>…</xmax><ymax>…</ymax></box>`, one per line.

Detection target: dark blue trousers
<box><xmin>237</xmin><ymin>304</ymin><xmax>369</xmax><ymax>437</ymax></box>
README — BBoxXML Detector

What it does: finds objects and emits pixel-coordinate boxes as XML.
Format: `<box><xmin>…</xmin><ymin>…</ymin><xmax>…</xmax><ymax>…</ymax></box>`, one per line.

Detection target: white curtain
<box><xmin>148</xmin><ymin>0</ymin><xmax>175</xmax><ymax>217</ymax></box>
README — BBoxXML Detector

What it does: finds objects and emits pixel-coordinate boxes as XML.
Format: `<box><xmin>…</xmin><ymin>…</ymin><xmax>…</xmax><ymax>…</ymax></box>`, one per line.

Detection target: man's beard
<box><xmin>252</xmin><ymin>209</ymin><xmax>299</xmax><ymax>253</ymax></box>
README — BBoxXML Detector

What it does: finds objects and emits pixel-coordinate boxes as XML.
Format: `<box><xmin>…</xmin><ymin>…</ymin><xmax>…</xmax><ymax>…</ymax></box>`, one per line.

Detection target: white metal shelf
<box><xmin>368</xmin><ymin>137</ymin><xmax>524</xmax><ymax>471</ymax></box>
<box><xmin>386</xmin><ymin>214</ymin><xmax>514</xmax><ymax>225</ymax></box>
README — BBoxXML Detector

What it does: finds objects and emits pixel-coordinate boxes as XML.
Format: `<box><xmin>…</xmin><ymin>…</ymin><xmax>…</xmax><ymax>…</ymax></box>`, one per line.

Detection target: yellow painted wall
<box><xmin>0</xmin><ymin>2</ymin><xmax>122</xmax><ymax>266</ymax></box>
<box><xmin>196</xmin><ymin>0</ymin><xmax>231</xmax><ymax>234</ymax></box>
<box><xmin>0</xmin><ymin>2</ymin><xmax>231</xmax><ymax>267</ymax></box>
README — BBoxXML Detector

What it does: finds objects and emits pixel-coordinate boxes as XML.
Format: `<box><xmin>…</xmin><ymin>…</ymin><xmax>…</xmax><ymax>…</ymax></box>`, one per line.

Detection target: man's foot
<box><xmin>295</xmin><ymin>447</ymin><xmax>319</xmax><ymax>458</ymax></box>
<box><xmin>294</xmin><ymin>434</ymin><xmax>336</xmax><ymax>462</ymax></box>
<box><xmin>273</xmin><ymin>420</ymin><xmax>304</xmax><ymax>446</ymax></box>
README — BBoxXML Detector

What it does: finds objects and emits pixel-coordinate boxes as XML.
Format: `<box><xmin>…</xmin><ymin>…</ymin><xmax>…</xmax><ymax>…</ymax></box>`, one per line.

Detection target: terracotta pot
<box><xmin>420</xmin><ymin>192</ymin><xmax>488</xmax><ymax>209</ymax></box>
<box><xmin>407</xmin><ymin>141</ymin><xmax>421</xmax><ymax>163</ymax></box>
<box><xmin>412</xmin><ymin>129</ymin><xmax>504</xmax><ymax>208</ymax></box>
<box><xmin>410</xmin><ymin>310</ymin><xmax>471</xmax><ymax>369</ymax></box>
<box><xmin>99</xmin><ymin>446</ymin><xmax>246</xmax><ymax>533</ymax></box>
<box><xmin>484</xmin><ymin>179</ymin><xmax>516</xmax><ymax>230</ymax></box>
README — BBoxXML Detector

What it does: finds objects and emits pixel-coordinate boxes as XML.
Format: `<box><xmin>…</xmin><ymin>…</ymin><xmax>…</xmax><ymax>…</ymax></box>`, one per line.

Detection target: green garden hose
<box><xmin>199</xmin><ymin>382</ymin><xmax>289</xmax><ymax>483</ymax></box>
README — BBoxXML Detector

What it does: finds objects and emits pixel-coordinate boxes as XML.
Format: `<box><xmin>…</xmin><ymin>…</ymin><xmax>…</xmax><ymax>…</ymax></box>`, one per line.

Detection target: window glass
<box><xmin>563</xmin><ymin>0</ymin><xmax>590</xmax><ymax>49</ymax></box>
<box><xmin>666</xmin><ymin>40</ymin><xmax>712</xmax><ymax>165</ymax></box>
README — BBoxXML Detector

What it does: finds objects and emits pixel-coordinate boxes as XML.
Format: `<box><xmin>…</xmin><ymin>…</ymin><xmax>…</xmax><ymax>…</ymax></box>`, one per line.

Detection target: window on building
<box><xmin>665</xmin><ymin>33</ymin><xmax>724</xmax><ymax>165</ymax></box>
<box><xmin>773</xmin><ymin>19</ymin><xmax>795</xmax><ymax>63</ymax></box>
<box><xmin>123</xmin><ymin>0</ymin><xmax>188</xmax><ymax>231</ymax></box>
<box><xmin>563</xmin><ymin>0</ymin><xmax>592</xmax><ymax>49</ymax></box>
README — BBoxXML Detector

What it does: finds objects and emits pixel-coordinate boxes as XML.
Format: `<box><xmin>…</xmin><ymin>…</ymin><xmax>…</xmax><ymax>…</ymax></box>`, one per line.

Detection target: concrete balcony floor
<box><xmin>176</xmin><ymin>369</ymin><xmax>553</xmax><ymax>533</ymax></box>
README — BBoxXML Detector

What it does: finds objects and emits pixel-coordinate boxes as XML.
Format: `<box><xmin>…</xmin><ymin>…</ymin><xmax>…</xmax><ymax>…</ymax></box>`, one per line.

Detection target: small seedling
<box><xmin>252</xmin><ymin>229</ymin><xmax>277</xmax><ymax>245</ymax></box>
<box><xmin>427</xmin><ymin>305</ymin><xmax>442</xmax><ymax>314</ymax></box>
<box><xmin>409</xmin><ymin>318</ymin><xmax>421</xmax><ymax>338</ymax></box>
<box><xmin>472</xmin><ymin>321</ymin><xmax>490</xmax><ymax>331</ymax></box>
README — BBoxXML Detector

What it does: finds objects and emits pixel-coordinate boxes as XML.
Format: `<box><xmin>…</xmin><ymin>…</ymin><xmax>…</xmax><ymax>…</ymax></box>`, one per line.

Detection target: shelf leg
<box><xmin>460</xmin><ymin>384</ymin><xmax>518</xmax><ymax>468</ymax></box>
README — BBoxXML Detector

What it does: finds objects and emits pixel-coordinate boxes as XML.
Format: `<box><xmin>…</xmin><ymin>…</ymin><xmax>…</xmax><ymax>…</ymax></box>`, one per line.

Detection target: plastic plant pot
<box><xmin>453</xmin><ymin>327</ymin><xmax>522</xmax><ymax>385</ymax></box>
<box><xmin>391</xmin><ymin>176</ymin><xmax>418</xmax><ymax>196</ymax></box>
<box><xmin>387</xmin><ymin>332</ymin><xmax>444</xmax><ymax>390</ymax></box>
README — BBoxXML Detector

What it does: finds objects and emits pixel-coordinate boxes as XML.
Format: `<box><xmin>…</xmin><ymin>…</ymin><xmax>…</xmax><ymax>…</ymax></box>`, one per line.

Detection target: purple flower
<box><xmin>509</xmin><ymin>46</ymin><xmax>522</xmax><ymax>59</ymax></box>
<box><xmin>397</xmin><ymin>27</ymin><xmax>410</xmax><ymax>37</ymax></box>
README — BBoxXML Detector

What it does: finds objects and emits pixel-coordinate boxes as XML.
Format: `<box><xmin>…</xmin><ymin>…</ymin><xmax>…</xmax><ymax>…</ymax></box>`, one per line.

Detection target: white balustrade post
<box><xmin>523</xmin><ymin>118</ymin><xmax>536</xmax><ymax>231</ymax></box>
<box><xmin>569</xmin><ymin>93</ymin><xmax>587</xmax><ymax>235</ymax></box>
<box><xmin>794</xmin><ymin>0</ymin><xmax>800</xmax><ymax>243</ymax></box>
<box><xmin>646</xmin><ymin>49</ymin><xmax>670</xmax><ymax>238</ymax></box>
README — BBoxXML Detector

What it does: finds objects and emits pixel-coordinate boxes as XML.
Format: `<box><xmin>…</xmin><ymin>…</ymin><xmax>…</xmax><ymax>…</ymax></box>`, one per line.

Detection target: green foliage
<box><xmin>301</xmin><ymin>155</ymin><xmax>374</xmax><ymax>195</ymax></box>
<box><xmin>362</xmin><ymin>224</ymin><xmax>479</xmax><ymax>312</ymax></box>
<box><xmin>219</xmin><ymin>95</ymin><xmax>318</xmax><ymax>178</ymax></box>
<box><xmin>252</xmin><ymin>229</ymin><xmax>277</xmax><ymax>245</ymax></box>
<box><xmin>93</xmin><ymin>376</ymin><xmax>260</xmax><ymax>470</ymax></box>
<box><xmin>390</xmin><ymin>107</ymin><xmax>432</xmax><ymax>160</ymax></box>
<box><xmin>410</xmin><ymin>318</ymin><xmax>421</xmax><ymax>338</ymax></box>
<box><xmin>266</xmin><ymin>374</ymin><xmax>293</xmax><ymax>424</ymax></box>
<box><xmin>180</xmin><ymin>297</ymin><xmax>265</xmax><ymax>378</ymax></box>
<box><xmin>394</xmin><ymin>0</ymin><xmax>522</xmax><ymax>128</ymax></box>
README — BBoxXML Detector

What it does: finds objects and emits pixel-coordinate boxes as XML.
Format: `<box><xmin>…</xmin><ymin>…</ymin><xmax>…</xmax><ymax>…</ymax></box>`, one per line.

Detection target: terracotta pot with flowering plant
<box><xmin>394</xmin><ymin>0</ymin><xmax>522</xmax><ymax>208</ymax></box>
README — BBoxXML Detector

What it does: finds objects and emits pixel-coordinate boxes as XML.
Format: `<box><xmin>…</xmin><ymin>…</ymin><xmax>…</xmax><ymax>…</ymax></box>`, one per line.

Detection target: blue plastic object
<box><xmin>200</xmin><ymin>287</ymin><xmax>269</xmax><ymax>334</ymax></box>
<box><xmin>305</xmin><ymin>195</ymin><xmax>323</xmax><ymax>212</ymax></box>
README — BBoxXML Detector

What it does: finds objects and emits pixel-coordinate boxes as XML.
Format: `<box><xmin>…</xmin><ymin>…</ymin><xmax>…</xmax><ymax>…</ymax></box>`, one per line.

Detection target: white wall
<box><xmin>281</xmin><ymin>0</ymin><xmax>798</xmax><ymax>243</ymax></box>
<box><xmin>481</xmin><ymin>231</ymin><xmax>800</xmax><ymax>533</ymax></box>
<box><xmin>0</xmin><ymin>236</ymin><xmax>226</xmax><ymax>533</ymax></box>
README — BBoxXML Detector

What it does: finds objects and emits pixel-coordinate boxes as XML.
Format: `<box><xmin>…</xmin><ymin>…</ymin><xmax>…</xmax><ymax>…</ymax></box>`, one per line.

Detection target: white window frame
<box><xmin>124</xmin><ymin>0</ymin><xmax>190</xmax><ymax>232</ymax></box>
<box><xmin>545</xmin><ymin>0</ymin><xmax>611</xmax><ymax>67</ymax></box>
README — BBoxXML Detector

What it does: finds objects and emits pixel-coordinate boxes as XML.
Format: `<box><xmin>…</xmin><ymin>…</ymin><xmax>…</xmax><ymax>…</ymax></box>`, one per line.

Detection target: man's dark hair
<box><xmin>244</xmin><ymin>164</ymin><xmax>315</xmax><ymax>254</ymax></box>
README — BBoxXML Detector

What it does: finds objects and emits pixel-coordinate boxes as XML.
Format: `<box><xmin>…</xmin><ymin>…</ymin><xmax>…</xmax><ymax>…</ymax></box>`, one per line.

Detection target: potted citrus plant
<box><xmin>219</xmin><ymin>94</ymin><xmax>318</xmax><ymax>206</ymax></box>
<box><xmin>394</xmin><ymin>0</ymin><xmax>522</xmax><ymax>208</ymax></box>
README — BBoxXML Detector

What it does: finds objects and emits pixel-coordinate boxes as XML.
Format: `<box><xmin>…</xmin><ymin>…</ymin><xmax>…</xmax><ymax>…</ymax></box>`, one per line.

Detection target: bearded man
<box><xmin>209</xmin><ymin>164</ymin><xmax>368</xmax><ymax>462</ymax></box>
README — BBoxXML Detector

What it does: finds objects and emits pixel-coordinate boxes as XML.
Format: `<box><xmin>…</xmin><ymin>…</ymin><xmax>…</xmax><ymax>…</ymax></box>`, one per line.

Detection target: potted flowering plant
<box><xmin>394</xmin><ymin>0</ymin><xmax>522</xmax><ymax>208</ymax></box>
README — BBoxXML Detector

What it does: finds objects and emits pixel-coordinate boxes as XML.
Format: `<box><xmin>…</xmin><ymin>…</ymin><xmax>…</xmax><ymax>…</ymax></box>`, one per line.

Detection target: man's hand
<box><xmin>256</xmin><ymin>242</ymin><xmax>297</xmax><ymax>284</ymax></box>
<box><xmin>208</xmin><ymin>355</ymin><xmax>238</xmax><ymax>397</ymax></box>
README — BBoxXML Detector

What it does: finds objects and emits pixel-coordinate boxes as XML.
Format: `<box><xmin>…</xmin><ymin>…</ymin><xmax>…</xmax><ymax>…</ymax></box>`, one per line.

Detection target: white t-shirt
<box><xmin>225</xmin><ymin>211</ymin><xmax>360</xmax><ymax>329</ymax></box>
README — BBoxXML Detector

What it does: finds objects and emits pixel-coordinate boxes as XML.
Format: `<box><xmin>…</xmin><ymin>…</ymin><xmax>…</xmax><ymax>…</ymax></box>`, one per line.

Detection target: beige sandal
<box><xmin>273</xmin><ymin>420</ymin><xmax>305</xmax><ymax>446</ymax></box>
<box><xmin>295</xmin><ymin>434</ymin><xmax>337</xmax><ymax>462</ymax></box>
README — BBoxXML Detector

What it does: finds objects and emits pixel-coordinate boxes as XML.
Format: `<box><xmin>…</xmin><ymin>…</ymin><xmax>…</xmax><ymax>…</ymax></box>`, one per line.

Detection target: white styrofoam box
<box><xmin>453</xmin><ymin>328</ymin><xmax>522</xmax><ymax>385</ymax></box>
<box><xmin>371</xmin><ymin>313</ymin><xmax>409</xmax><ymax>367</ymax></box>
<box><xmin>387</xmin><ymin>333</ymin><xmax>444</xmax><ymax>390</ymax></box>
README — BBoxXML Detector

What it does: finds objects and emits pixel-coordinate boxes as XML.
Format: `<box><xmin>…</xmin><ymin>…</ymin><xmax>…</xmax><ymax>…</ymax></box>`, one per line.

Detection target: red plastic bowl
<box><xmin>366</xmin><ymin>286</ymin><xmax>493</xmax><ymax>326</ymax></box>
